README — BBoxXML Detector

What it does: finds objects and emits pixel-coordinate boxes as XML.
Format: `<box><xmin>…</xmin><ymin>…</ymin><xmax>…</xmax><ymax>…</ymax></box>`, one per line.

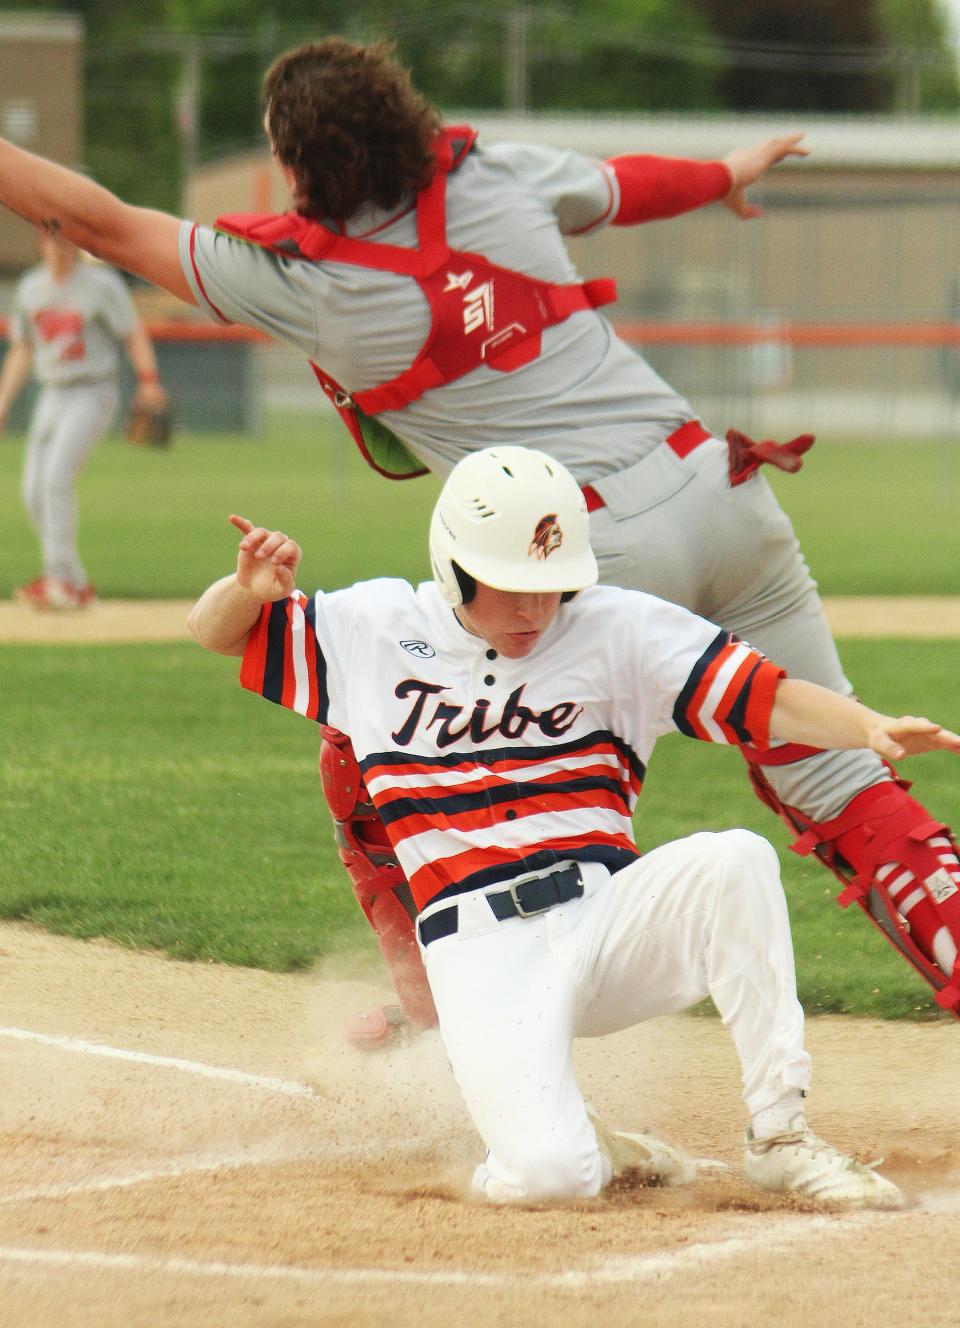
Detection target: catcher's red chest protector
<box><xmin>216</xmin><ymin>126</ymin><xmax>617</xmax><ymax>477</ymax></box>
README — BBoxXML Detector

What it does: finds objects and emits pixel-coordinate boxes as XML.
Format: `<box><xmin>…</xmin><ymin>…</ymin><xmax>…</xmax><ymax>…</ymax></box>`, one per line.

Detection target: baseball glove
<box><xmin>125</xmin><ymin>397</ymin><xmax>173</xmax><ymax>448</ymax></box>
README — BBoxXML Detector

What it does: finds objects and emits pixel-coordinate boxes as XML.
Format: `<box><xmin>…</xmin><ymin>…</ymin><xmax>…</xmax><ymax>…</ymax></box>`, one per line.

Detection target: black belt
<box><xmin>417</xmin><ymin>864</ymin><xmax>584</xmax><ymax>947</ymax></box>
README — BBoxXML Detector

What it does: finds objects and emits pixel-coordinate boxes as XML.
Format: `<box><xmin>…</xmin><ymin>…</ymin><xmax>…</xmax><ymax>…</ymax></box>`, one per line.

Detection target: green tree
<box><xmin>693</xmin><ymin>0</ymin><xmax>959</xmax><ymax>112</ymax></box>
<box><xmin>692</xmin><ymin>0</ymin><xmax>888</xmax><ymax>111</ymax></box>
<box><xmin>527</xmin><ymin>0</ymin><xmax>723</xmax><ymax>112</ymax></box>
<box><xmin>875</xmin><ymin>0</ymin><xmax>960</xmax><ymax>110</ymax></box>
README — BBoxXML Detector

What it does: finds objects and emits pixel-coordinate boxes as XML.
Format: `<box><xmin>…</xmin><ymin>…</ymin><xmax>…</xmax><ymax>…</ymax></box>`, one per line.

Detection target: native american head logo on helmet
<box><xmin>528</xmin><ymin>513</ymin><xmax>563</xmax><ymax>561</ymax></box>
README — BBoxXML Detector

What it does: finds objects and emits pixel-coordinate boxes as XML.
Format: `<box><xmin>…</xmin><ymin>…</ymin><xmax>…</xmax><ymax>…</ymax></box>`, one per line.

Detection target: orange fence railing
<box><xmin>1</xmin><ymin>317</ymin><xmax>958</xmax><ymax>348</ymax></box>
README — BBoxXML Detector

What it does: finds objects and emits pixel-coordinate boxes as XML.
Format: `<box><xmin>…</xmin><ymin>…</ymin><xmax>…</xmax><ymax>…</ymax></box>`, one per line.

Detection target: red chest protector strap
<box><xmin>216</xmin><ymin>125</ymin><xmax>617</xmax><ymax>438</ymax></box>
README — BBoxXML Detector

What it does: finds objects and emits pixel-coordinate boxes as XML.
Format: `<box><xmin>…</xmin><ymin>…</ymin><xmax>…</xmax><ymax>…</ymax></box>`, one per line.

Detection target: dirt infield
<box><xmin>2</xmin><ymin>595</ymin><xmax>960</xmax><ymax>642</ymax></box>
<box><xmin>0</xmin><ymin>922</ymin><xmax>957</xmax><ymax>1328</ymax></box>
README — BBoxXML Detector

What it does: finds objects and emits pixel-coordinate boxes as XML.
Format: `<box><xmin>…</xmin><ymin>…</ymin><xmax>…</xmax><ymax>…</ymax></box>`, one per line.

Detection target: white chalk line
<box><xmin>0</xmin><ymin>1027</ymin><xmax>314</xmax><ymax>1098</ymax></box>
<box><xmin>0</xmin><ymin>1136</ymin><xmax>437</xmax><ymax>1208</ymax></box>
<box><xmin>0</xmin><ymin>1025</ymin><xmax>460</xmax><ymax>1210</ymax></box>
<box><xmin>0</xmin><ymin>1152</ymin><xmax>298</xmax><ymax>1207</ymax></box>
<box><xmin>0</xmin><ymin>1210</ymin><xmax>894</xmax><ymax>1292</ymax></box>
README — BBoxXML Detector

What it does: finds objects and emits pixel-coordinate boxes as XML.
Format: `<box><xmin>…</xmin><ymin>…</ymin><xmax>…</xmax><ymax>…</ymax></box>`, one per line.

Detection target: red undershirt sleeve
<box><xmin>606</xmin><ymin>155</ymin><xmax>732</xmax><ymax>225</ymax></box>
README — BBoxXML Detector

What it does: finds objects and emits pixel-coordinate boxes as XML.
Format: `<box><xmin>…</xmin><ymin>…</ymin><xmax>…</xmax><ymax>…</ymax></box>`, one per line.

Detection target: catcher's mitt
<box><xmin>125</xmin><ymin>399</ymin><xmax>173</xmax><ymax>448</ymax></box>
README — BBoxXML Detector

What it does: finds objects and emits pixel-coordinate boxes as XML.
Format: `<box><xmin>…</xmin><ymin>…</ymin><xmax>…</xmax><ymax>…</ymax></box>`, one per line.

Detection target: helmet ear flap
<box><xmin>452</xmin><ymin>563</ymin><xmax>476</xmax><ymax>605</ymax></box>
<box><xmin>429</xmin><ymin>508</ymin><xmax>465</xmax><ymax>607</ymax></box>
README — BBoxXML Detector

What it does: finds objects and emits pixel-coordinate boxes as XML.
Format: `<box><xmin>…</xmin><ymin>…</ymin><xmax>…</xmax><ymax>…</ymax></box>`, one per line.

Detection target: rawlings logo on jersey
<box><xmin>391</xmin><ymin>679</ymin><xmax>581</xmax><ymax>749</ymax></box>
<box><xmin>400</xmin><ymin>639</ymin><xmax>436</xmax><ymax>659</ymax></box>
<box><xmin>528</xmin><ymin>514</ymin><xmax>563</xmax><ymax>560</ymax></box>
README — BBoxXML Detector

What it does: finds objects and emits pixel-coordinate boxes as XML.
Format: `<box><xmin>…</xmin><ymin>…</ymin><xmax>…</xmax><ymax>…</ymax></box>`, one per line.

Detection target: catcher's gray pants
<box><xmin>587</xmin><ymin>434</ymin><xmax>887</xmax><ymax>822</ymax></box>
<box><xmin>21</xmin><ymin>380</ymin><xmax>118</xmax><ymax>585</ymax></box>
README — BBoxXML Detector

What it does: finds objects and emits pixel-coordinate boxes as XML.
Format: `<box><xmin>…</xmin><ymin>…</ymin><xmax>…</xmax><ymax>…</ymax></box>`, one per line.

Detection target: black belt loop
<box><xmin>417</xmin><ymin>863</ymin><xmax>584</xmax><ymax>947</ymax></box>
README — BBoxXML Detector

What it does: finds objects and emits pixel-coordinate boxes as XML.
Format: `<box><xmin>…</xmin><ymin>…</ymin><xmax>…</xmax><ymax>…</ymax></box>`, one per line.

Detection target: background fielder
<box><xmin>187</xmin><ymin>446</ymin><xmax>960</xmax><ymax>1208</ymax></box>
<box><xmin>0</xmin><ymin>229</ymin><xmax>167</xmax><ymax>611</ymax></box>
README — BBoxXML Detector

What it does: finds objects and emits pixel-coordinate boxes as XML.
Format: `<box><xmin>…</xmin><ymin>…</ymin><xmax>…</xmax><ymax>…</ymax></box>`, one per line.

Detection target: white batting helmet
<box><xmin>429</xmin><ymin>446</ymin><xmax>599</xmax><ymax>607</ymax></box>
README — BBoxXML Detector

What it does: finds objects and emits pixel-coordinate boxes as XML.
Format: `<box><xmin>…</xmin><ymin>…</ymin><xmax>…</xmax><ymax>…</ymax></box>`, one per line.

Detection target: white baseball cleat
<box><xmin>589</xmin><ymin>1108</ymin><xmax>696</xmax><ymax>1187</ymax></box>
<box><xmin>744</xmin><ymin>1114</ymin><xmax>905</xmax><ymax>1209</ymax></box>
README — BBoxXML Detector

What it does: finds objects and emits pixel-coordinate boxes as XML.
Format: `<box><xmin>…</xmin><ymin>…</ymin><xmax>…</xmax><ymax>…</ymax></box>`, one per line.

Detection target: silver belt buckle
<box><xmin>507</xmin><ymin>876</ymin><xmax>544</xmax><ymax>918</ymax></box>
<box><xmin>506</xmin><ymin>861</ymin><xmax>574</xmax><ymax>918</ymax></box>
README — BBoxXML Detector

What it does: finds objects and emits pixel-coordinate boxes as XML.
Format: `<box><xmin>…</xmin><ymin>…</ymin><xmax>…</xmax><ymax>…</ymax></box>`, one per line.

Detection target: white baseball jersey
<box><xmin>179</xmin><ymin>141</ymin><xmax>695</xmax><ymax>481</ymax></box>
<box><xmin>240</xmin><ymin>579</ymin><xmax>784</xmax><ymax>911</ymax></box>
<box><xmin>10</xmin><ymin>260</ymin><xmax>138</xmax><ymax>384</ymax></box>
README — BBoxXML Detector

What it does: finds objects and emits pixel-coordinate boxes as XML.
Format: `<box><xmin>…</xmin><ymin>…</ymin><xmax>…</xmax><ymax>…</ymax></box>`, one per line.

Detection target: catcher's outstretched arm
<box><xmin>0</xmin><ymin>137</ymin><xmax>194</xmax><ymax>305</ymax></box>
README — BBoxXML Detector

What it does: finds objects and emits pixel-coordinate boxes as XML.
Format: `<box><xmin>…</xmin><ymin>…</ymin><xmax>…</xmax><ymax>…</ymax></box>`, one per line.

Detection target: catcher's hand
<box><xmin>126</xmin><ymin>389</ymin><xmax>173</xmax><ymax>448</ymax></box>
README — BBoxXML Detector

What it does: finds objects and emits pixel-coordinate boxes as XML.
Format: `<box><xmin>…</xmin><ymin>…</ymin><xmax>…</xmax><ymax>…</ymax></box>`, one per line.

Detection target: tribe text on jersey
<box><xmin>240</xmin><ymin>579</ymin><xmax>782</xmax><ymax>911</ymax></box>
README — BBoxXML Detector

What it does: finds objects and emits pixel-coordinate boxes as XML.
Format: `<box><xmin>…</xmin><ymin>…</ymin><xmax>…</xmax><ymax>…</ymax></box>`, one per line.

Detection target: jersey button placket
<box><xmin>472</xmin><ymin>650</ymin><xmax>503</xmax><ymax>832</ymax></box>
<box><xmin>480</xmin><ymin>651</ymin><xmax>525</xmax><ymax>833</ymax></box>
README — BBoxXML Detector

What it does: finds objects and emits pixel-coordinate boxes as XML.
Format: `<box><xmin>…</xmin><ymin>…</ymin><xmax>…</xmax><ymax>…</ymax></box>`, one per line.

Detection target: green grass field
<box><xmin>1</xmin><ymin>416</ymin><xmax>958</xmax><ymax>1020</ymax></box>
<box><xmin>0</xmin><ymin>417</ymin><xmax>957</xmax><ymax>597</ymax></box>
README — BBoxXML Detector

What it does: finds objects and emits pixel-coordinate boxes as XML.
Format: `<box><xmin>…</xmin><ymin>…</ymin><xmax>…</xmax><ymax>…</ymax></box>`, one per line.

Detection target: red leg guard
<box><xmin>319</xmin><ymin>726</ymin><xmax>438</xmax><ymax>1030</ymax></box>
<box><xmin>744</xmin><ymin>761</ymin><xmax>960</xmax><ymax>1017</ymax></box>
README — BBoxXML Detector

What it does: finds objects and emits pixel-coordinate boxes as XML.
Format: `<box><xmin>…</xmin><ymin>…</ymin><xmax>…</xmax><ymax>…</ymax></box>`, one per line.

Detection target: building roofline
<box><xmin>457</xmin><ymin>111</ymin><xmax>960</xmax><ymax>168</ymax></box>
<box><xmin>0</xmin><ymin>14</ymin><xmax>83</xmax><ymax>41</ymax></box>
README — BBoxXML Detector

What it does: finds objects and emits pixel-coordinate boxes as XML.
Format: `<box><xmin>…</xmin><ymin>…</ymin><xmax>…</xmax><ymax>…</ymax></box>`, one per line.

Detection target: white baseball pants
<box><xmin>422</xmin><ymin>829</ymin><xmax>811</xmax><ymax>1203</ymax></box>
<box><xmin>21</xmin><ymin>380</ymin><xmax>118</xmax><ymax>585</ymax></box>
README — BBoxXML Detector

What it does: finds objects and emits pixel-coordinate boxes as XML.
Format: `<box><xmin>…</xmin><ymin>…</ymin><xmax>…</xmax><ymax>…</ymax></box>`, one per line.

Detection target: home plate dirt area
<box><xmin>0</xmin><ymin>924</ymin><xmax>956</xmax><ymax>1328</ymax></box>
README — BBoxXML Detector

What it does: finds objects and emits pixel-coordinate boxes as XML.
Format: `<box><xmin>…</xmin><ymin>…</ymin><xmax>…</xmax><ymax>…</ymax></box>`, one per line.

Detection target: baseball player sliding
<box><xmin>189</xmin><ymin>446</ymin><xmax>960</xmax><ymax>1208</ymax></box>
<box><xmin>0</xmin><ymin>229</ymin><xmax>167</xmax><ymax>610</ymax></box>
<box><xmin>0</xmin><ymin>36</ymin><xmax>957</xmax><ymax>1026</ymax></box>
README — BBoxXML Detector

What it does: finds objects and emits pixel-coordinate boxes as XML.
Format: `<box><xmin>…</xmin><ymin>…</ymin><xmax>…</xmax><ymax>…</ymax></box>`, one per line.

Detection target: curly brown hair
<box><xmin>262</xmin><ymin>37</ymin><xmax>441</xmax><ymax>220</ymax></box>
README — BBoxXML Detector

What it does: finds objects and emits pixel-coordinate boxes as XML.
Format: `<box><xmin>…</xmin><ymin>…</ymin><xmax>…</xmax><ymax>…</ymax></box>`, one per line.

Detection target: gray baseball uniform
<box><xmin>13</xmin><ymin>260</ymin><xmax>137</xmax><ymax>585</ymax></box>
<box><xmin>179</xmin><ymin>138</ymin><xmax>885</xmax><ymax>823</ymax></box>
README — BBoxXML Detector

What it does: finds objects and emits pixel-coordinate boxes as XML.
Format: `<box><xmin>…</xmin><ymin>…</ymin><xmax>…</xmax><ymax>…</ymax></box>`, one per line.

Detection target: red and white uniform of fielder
<box><xmin>240</xmin><ymin>579</ymin><xmax>812</xmax><ymax>1200</ymax></box>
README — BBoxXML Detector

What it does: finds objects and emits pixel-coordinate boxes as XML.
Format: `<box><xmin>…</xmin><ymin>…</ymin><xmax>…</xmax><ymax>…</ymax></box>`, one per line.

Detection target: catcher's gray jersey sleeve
<box><xmin>479</xmin><ymin>142</ymin><xmax>618</xmax><ymax>235</ymax></box>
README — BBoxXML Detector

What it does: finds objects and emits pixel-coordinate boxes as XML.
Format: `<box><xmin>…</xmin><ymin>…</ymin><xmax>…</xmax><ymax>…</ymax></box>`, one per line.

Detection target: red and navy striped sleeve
<box><xmin>239</xmin><ymin>592</ymin><xmax>329</xmax><ymax>723</ymax></box>
<box><xmin>672</xmin><ymin>630</ymin><xmax>784</xmax><ymax>748</ymax></box>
